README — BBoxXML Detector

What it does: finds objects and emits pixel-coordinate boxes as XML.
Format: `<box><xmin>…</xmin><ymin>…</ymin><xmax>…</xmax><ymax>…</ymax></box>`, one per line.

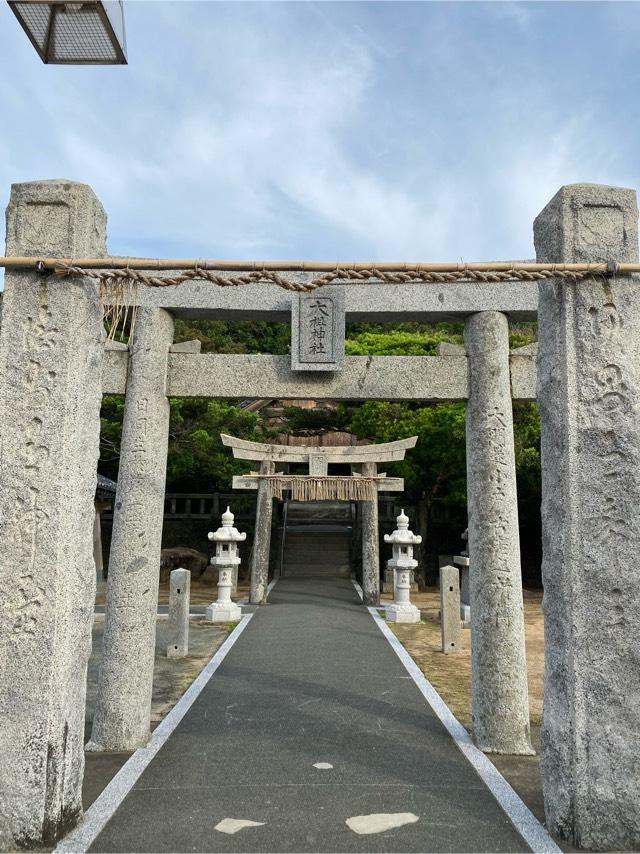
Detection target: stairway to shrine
<box><xmin>281</xmin><ymin>501</ymin><xmax>352</xmax><ymax>578</ymax></box>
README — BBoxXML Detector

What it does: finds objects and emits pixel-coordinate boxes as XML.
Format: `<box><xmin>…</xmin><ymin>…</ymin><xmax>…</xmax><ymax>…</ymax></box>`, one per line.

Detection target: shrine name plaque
<box><xmin>291</xmin><ymin>286</ymin><xmax>345</xmax><ymax>372</ymax></box>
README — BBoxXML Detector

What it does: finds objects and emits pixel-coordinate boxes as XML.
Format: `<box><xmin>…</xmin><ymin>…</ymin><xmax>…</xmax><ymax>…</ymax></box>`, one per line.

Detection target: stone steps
<box><xmin>283</xmin><ymin>564</ymin><xmax>350</xmax><ymax>577</ymax></box>
<box><xmin>282</xmin><ymin>527</ymin><xmax>351</xmax><ymax>579</ymax></box>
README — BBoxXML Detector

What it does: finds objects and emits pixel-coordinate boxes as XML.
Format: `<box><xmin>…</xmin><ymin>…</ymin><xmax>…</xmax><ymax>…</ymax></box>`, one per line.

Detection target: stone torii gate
<box><xmin>220</xmin><ymin>433</ymin><xmax>418</xmax><ymax>605</ymax></box>
<box><xmin>0</xmin><ymin>179</ymin><xmax>638</xmax><ymax>851</ymax></box>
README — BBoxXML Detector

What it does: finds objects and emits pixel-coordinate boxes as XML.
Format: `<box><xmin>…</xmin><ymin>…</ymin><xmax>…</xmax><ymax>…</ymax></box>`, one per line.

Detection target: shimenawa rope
<box><xmin>54</xmin><ymin>263</ymin><xmax>594</xmax><ymax>292</ymax></box>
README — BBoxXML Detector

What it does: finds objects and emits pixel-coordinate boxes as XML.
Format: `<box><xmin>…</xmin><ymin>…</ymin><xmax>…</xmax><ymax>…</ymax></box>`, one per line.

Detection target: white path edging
<box><xmin>266</xmin><ymin>576</ymin><xmax>279</xmax><ymax>598</ymax></box>
<box><xmin>365</xmin><ymin>603</ymin><xmax>560</xmax><ymax>854</ymax></box>
<box><xmin>351</xmin><ymin>576</ymin><xmax>364</xmax><ymax>601</ymax></box>
<box><xmin>55</xmin><ymin>614</ymin><xmax>254</xmax><ymax>854</ymax></box>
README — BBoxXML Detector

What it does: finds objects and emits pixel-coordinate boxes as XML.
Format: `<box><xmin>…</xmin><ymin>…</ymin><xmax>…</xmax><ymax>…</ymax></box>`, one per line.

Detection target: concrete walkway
<box><xmin>85</xmin><ymin>578</ymin><xmax>534</xmax><ymax>853</ymax></box>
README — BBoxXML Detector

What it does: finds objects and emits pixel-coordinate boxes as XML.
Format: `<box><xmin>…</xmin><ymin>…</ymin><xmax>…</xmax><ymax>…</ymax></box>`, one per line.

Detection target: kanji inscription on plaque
<box><xmin>291</xmin><ymin>286</ymin><xmax>345</xmax><ymax>371</ymax></box>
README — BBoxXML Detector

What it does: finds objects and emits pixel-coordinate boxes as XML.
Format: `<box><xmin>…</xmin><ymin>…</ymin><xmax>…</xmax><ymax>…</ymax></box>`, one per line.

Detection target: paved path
<box><xmin>89</xmin><ymin>578</ymin><xmax>531</xmax><ymax>853</ymax></box>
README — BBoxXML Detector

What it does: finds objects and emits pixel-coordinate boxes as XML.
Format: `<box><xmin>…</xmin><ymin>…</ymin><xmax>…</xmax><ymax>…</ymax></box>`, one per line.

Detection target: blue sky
<box><xmin>1</xmin><ymin>0</ymin><xmax>639</xmax><ymax>276</ymax></box>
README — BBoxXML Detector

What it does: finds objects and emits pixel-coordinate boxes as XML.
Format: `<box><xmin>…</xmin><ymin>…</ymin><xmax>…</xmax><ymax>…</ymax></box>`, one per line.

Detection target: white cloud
<box><xmin>1</xmin><ymin>0</ymin><xmax>639</xmax><ymax>277</ymax></box>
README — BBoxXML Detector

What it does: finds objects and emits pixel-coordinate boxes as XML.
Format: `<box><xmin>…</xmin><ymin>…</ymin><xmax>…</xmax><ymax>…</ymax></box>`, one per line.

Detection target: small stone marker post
<box><xmin>206</xmin><ymin>507</ymin><xmax>245</xmax><ymax>623</ymax></box>
<box><xmin>167</xmin><ymin>568</ymin><xmax>190</xmax><ymax>659</ymax></box>
<box><xmin>439</xmin><ymin>566</ymin><xmax>462</xmax><ymax>653</ymax></box>
<box><xmin>535</xmin><ymin>183</ymin><xmax>640</xmax><ymax>849</ymax></box>
<box><xmin>384</xmin><ymin>510</ymin><xmax>422</xmax><ymax>624</ymax></box>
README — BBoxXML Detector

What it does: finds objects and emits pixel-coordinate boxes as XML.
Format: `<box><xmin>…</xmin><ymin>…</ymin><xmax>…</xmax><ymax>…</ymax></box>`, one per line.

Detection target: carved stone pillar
<box><xmin>464</xmin><ymin>311</ymin><xmax>533</xmax><ymax>755</ymax></box>
<box><xmin>89</xmin><ymin>307</ymin><xmax>174</xmax><ymax>751</ymax></box>
<box><xmin>0</xmin><ymin>180</ymin><xmax>106</xmax><ymax>849</ymax></box>
<box><xmin>250</xmin><ymin>460</ymin><xmax>274</xmax><ymax>604</ymax></box>
<box><xmin>534</xmin><ymin>184</ymin><xmax>640</xmax><ymax>849</ymax></box>
<box><xmin>361</xmin><ymin>461</ymin><xmax>380</xmax><ymax>606</ymax></box>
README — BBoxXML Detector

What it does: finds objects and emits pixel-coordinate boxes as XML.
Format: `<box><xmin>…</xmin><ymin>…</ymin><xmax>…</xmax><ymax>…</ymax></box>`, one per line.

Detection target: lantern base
<box><xmin>205</xmin><ymin>601</ymin><xmax>242</xmax><ymax>623</ymax></box>
<box><xmin>385</xmin><ymin>603</ymin><xmax>421</xmax><ymax>624</ymax></box>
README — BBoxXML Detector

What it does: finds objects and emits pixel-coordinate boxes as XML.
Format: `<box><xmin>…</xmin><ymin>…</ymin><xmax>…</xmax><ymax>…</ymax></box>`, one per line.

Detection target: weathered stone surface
<box><xmin>453</xmin><ymin>555</ymin><xmax>470</xmax><ymax>624</ymax></box>
<box><xmin>437</xmin><ymin>342</ymin><xmax>466</xmax><ymax>355</ymax></box>
<box><xmin>291</xmin><ymin>287</ymin><xmax>345</xmax><ymax>371</ymax></box>
<box><xmin>0</xmin><ymin>180</ymin><xmax>106</xmax><ymax>850</ymax></box>
<box><xmin>250</xmin><ymin>460</ymin><xmax>274</xmax><ymax>604</ymax></box>
<box><xmin>534</xmin><ymin>183</ymin><xmax>638</xmax><ymax>265</ymax></box>
<box><xmin>361</xmin><ymin>462</ymin><xmax>380</xmax><ymax>606</ymax></box>
<box><xmin>309</xmin><ymin>453</ymin><xmax>329</xmax><ymax>476</ymax></box>
<box><xmin>103</xmin><ymin>350</ymin><xmax>538</xmax><ymax>401</ymax></box>
<box><xmin>102</xmin><ymin>346</ymin><xmax>128</xmax><ymax>394</ymax></box>
<box><xmin>89</xmin><ymin>307</ymin><xmax>174</xmax><ymax>752</ymax></box>
<box><xmin>168</xmin><ymin>354</ymin><xmax>471</xmax><ymax>400</ymax></box>
<box><xmin>440</xmin><ymin>565</ymin><xmax>462</xmax><ymax>653</ymax></box>
<box><xmin>224</xmin><ymin>434</ymin><xmax>417</xmax><ymax>464</ymax></box>
<box><xmin>509</xmin><ymin>352</ymin><xmax>537</xmax><ymax>400</ymax></box>
<box><xmin>128</xmin><ymin>277</ymin><xmax>539</xmax><ymax>322</ymax></box>
<box><xmin>464</xmin><ymin>311</ymin><xmax>533</xmax><ymax>755</ymax></box>
<box><xmin>535</xmin><ymin>183</ymin><xmax>640</xmax><ymax>849</ymax></box>
<box><xmin>167</xmin><ymin>569</ymin><xmax>190</xmax><ymax>659</ymax></box>
<box><xmin>94</xmin><ymin>505</ymin><xmax>106</xmax><ymax>592</ymax></box>
<box><xmin>169</xmin><ymin>339</ymin><xmax>201</xmax><ymax>353</ymax></box>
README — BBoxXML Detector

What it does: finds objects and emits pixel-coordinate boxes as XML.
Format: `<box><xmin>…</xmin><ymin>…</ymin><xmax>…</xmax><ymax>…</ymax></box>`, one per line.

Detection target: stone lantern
<box><xmin>383</xmin><ymin>509</ymin><xmax>422</xmax><ymax>623</ymax></box>
<box><xmin>205</xmin><ymin>507</ymin><xmax>246</xmax><ymax>623</ymax></box>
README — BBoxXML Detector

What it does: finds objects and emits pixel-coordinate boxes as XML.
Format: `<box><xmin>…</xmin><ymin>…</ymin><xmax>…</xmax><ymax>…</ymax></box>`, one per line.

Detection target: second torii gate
<box><xmin>221</xmin><ymin>433</ymin><xmax>418</xmax><ymax>605</ymax></box>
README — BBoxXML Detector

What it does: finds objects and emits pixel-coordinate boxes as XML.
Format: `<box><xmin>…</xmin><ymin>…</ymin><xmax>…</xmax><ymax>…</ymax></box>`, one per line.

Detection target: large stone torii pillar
<box><xmin>0</xmin><ymin>181</ymin><xmax>106</xmax><ymax>850</ymax></box>
<box><xmin>89</xmin><ymin>307</ymin><xmax>174</xmax><ymax>751</ymax></box>
<box><xmin>464</xmin><ymin>311</ymin><xmax>533</xmax><ymax>755</ymax></box>
<box><xmin>535</xmin><ymin>184</ymin><xmax>640</xmax><ymax>850</ymax></box>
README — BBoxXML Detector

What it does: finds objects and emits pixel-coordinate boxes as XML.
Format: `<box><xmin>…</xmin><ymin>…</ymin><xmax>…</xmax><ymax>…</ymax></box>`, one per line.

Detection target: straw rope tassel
<box><xmin>264</xmin><ymin>476</ymin><xmax>377</xmax><ymax>502</ymax></box>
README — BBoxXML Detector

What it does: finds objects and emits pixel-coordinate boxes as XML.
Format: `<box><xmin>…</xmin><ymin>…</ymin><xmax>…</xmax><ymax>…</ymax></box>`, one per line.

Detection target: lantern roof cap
<box><xmin>208</xmin><ymin>507</ymin><xmax>247</xmax><ymax>543</ymax></box>
<box><xmin>383</xmin><ymin>509</ymin><xmax>422</xmax><ymax>545</ymax></box>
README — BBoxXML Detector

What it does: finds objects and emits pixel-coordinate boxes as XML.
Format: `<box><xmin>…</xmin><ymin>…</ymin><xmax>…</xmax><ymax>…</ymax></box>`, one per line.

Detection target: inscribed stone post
<box><xmin>361</xmin><ymin>461</ymin><xmax>380</xmax><ymax>606</ymax></box>
<box><xmin>0</xmin><ymin>180</ymin><xmax>106</xmax><ymax>850</ymax></box>
<box><xmin>167</xmin><ymin>569</ymin><xmax>190</xmax><ymax>659</ymax></box>
<box><xmin>440</xmin><ymin>566</ymin><xmax>462</xmax><ymax>654</ymax></box>
<box><xmin>534</xmin><ymin>183</ymin><xmax>640</xmax><ymax>850</ymax></box>
<box><xmin>89</xmin><ymin>307</ymin><xmax>174</xmax><ymax>751</ymax></box>
<box><xmin>464</xmin><ymin>311</ymin><xmax>533</xmax><ymax>755</ymax></box>
<box><xmin>250</xmin><ymin>460</ymin><xmax>275</xmax><ymax>604</ymax></box>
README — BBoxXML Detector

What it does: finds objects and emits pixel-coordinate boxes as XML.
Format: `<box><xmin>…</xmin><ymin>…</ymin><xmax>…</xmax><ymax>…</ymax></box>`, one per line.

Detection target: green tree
<box><xmin>100</xmin><ymin>397</ymin><xmax>260</xmax><ymax>493</ymax></box>
<box><xmin>166</xmin><ymin>399</ymin><xmax>259</xmax><ymax>492</ymax></box>
<box><xmin>174</xmin><ymin>319</ymin><xmax>290</xmax><ymax>354</ymax></box>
